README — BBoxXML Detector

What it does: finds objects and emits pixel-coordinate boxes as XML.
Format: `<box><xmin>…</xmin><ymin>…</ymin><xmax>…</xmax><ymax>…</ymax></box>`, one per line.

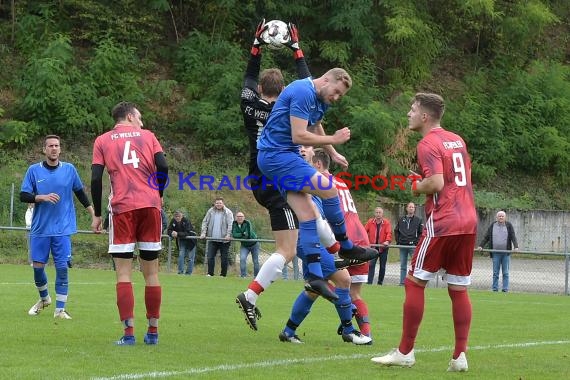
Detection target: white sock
<box><xmin>245</xmin><ymin>253</ymin><xmax>286</xmax><ymax>304</ymax></box>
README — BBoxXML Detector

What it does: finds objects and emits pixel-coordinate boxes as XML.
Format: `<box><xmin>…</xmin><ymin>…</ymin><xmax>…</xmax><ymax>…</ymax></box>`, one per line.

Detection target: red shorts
<box><xmin>109</xmin><ymin>208</ymin><xmax>162</xmax><ymax>253</ymax></box>
<box><xmin>410</xmin><ymin>234</ymin><xmax>475</xmax><ymax>285</ymax></box>
<box><xmin>348</xmin><ymin>262</ymin><xmax>369</xmax><ymax>283</ymax></box>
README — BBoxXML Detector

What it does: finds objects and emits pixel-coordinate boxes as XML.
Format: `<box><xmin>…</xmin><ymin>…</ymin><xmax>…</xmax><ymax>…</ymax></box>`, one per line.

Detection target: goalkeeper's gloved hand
<box><xmin>285</xmin><ymin>22</ymin><xmax>304</xmax><ymax>59</ymax></box>
<box><xmin>251</xmin><ymin>19</ymin><xmax>268</xmax><ymax>55</ymax></box>
<box><xmin>284</xmin><ymin>22</ymin><xmax>300</xmax><ymax>52</ymax></box>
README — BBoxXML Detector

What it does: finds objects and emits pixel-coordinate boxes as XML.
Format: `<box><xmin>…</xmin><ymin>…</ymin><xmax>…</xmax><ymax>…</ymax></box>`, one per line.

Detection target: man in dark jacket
<box><xmin>167</xmin><ymin>211</ymin><xmax>196</xmax><ymax>275</ymax></box>
<box><xmin>394</xmin><ymin>202</ymin><xmax>423</xmax><ymax>285</ymax></box>
<box><xmin>477</xmin><ymin>210</ymin><xmax>518</xmax><ymax>292</ymax></box>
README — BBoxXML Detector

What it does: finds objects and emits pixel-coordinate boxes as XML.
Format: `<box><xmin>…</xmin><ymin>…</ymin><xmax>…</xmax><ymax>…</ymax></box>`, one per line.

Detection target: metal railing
<box><xmin>2</xmin><ymin>226</ymin><xmax>568</xmax><ymax>295</ymax></box>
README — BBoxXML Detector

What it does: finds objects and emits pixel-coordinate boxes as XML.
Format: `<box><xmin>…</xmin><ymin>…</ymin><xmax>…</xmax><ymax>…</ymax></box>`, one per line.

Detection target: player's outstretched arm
<box><xmin>285</xmin><ymin>22</ymin><xmax>311</xmax><ymax>79</ymax></box>
<box><xmin>244</xmin><ymin>20</ymin><xmax>268</xmax><ymax>89</ymax></box>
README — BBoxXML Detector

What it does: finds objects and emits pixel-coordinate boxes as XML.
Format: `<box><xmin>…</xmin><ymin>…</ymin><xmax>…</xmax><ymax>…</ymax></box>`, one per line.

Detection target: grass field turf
<box><xmin>1</xmin><ymin>263</ymin><xmax>568</xmax><ymax>379</ymax></box>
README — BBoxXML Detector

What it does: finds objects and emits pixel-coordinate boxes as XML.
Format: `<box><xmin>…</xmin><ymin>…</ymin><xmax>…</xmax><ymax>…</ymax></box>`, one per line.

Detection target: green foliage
<box><xmin>382</xmin><ymin>0</ymin><xmax>443</xmax><ymax>83</ymax></box>
<box><xmin>16</xmin><ymin>34</ymin><xmax>84</xmax><ymax>136</ymax></box>
<box><xmin>0</xmin><ymin>0</ymin><xmax>569</xmax><ymax>208</ymax></box>
<box><xmin>474</xmin><ymin>190</ymin><xmax>536</xmax><ymax>209</ymax></box>
<box><xmin>500</xmin><ymin>1</ymin><xmax>559</xmax><ymax>64</ymax></box>
<box><xmin>447</xmin><ymin>61</ymin><xmax>570</xmax><ymax>186</ymax></box>
<box><xmin>0</xmin><ymin>120</ymin><xmax>40</xmax><ymax>147</ymax></box>
<box><xmin>175</xmin><ymin>31</ymin><xmax>245</xmax><ymax>154</ymax></box>
<box><xmin>319</xmin><ymin>41</ymin><xmax>351</xmax><ymax>65</ymax></box>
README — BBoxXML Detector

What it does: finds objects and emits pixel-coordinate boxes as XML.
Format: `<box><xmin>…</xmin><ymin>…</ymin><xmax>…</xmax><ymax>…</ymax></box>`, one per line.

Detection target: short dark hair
<box><xmin>413</xmin><ymin>93</ymin><xmax>445</xmax><ymax>120</ymax></box>
<box><xmin>43</xmin><ymin>135</ymin><xmax>60</xmax><ymax>147</ymax></box>
<box><xmin>259</xmin><ymin>69</ymin><xmax>284</xmax><ymax>98</ymax></box>
<box><xmin>111</xmin><ymin>102</ymin><xmax>138</xmax><ymax>122</ymax></box>
<box><xmin>312</xmin><ymin>148</ymin><xmax>331</xmax><ymax>170</ymax></box>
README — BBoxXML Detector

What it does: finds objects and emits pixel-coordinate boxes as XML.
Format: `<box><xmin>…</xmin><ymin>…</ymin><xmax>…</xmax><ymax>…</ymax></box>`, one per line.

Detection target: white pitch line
<box><xmin>91</xmin><ymin>339</ymin><xmax>570</xmax><ymax>380</ymax></box>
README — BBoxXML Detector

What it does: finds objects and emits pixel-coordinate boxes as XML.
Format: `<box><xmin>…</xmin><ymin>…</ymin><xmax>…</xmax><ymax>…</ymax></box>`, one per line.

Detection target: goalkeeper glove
<box><xmin>251</xmin><ymin>19</ymin><xmax>268</xmax><ymax>56</ymax></box>
<box><xmin>284</xmin><ymin>22</ymin><xmax>303</xmax><ymax>58</ymax></box>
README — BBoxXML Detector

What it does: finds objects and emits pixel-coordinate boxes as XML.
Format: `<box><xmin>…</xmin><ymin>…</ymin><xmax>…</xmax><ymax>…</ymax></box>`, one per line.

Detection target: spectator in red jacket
<box><xmin>364</xmin><ymin>207</ymin><xmax>392</xmax><ymax>285</ymax></box>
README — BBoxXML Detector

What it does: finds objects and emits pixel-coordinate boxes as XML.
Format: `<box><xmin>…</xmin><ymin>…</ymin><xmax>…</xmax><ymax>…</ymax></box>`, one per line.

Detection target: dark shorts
<box><xmin>252</xmin><ymin>183</ymin><xmax>298</xmax><ymax>231</ymax></box>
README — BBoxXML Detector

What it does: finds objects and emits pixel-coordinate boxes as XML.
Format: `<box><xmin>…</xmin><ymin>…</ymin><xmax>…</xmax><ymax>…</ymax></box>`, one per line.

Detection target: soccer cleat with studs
<box><xmin>338</xmin><ymin>245</ymin><xmax>379</xmax><ymax>262</ymax></box>
<box><xmin>236</xmin><ymin>293</ymin><xmax>262</xmax><ymax>331</ymax></box>
<box><xmin>304</xmin><ymin>278</ymin><xmax>339</xmax><ymax>302</ymax></box>
<box><xmin>447</xmin><ymin>352</ymin><xmax>468</xmax><ymax>372</ymax></box>
<box><xmin>144</xmin><ymin>332</ymin><xmax>159</xmax><ymax>345</ymax></box>
<box><xmin>334</xmin><ymin>257</ymin><xmax>367</xmax><ymax>269</ymax></box>
<box><xmin>115</xmin><ymin>335</ymin><xmax>136</xmax><ymax>346</ymax></box>
<box><xmin>371</xmin><ymin>348</ymin><xmax>416</xmax><ymax>367</ymax></box>
<box><xmin>53</xmin><ymin>309</ymin><xmax>72</xmax><ymax>319</ymax></box>
<box><xmin>278</xmin><ymin>331</ymin><xmax>304</xmax><ymax>344</ymax></box>
<box><xmin>341</xmin><ymin>330</ymin><xmax>372</xmax><ymax>345</ymax></box>
<box><xmin>28</xmin><ymin>296</ymin><xmax>52</xmax><ymax>316</ymax></box>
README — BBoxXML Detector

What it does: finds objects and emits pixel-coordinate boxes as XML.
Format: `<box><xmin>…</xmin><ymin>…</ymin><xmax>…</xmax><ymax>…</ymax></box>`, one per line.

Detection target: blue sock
<box><xmin>299</xmin><ymin>220</ymin><xmax>324</xmax><ymax>278</ymax></box>
<box><xmin>33</xmin><ymin>267</ymin><xmax>49</xmax><ymax>299</ymax></box>
<box><xmin>321</xmin><ymin>197</ymin><xmax>353</xmax><ymax>249</ymax></box>
<box><xmin>334</xmin><ymin>287</ymin><xmax>355</xmax><ymax>334</ymax></box>
<box><xmin>284</xmin><ymin>291</ymin><xmax>315</xmax><ymax>336</ymax></box>
<box><xmin>55</xmin><ymin>267</ymin><xmax>69</xmax><ymax>309</ymax></box>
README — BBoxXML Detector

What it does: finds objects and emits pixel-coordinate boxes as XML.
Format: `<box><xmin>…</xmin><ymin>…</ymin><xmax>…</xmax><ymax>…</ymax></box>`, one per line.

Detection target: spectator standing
<box><xmin>232</xmin><ymin>212</ymin><xmax>260</xmax><ymax>278</ymax></box>
<box><xmin>364</xmin><ymin>207</ymin><xmax>392</xmax><ymax>285</ymax></box>
<box><xmin>167</xmin><ymin>210</ymin><xmax>197</xmax><ymax>275</ymax></box>
<box><xmin>91</xmin><ymin>101</ymin><xmax>168</xmax><ymax>345</ymax></box>
<box><xmin>394</xmin><ymin>202</ymin><xmax>423</xmax><ymax>285</ymax></box>
<box><xmin>200</xmin><ymin>198</ymin><xmax>234</xmax><ymax>277</ymax></box>
<box><xmin>477</xmin><ymin>211</ymin><xmax>518</xmax><ymax>292</ymax></box>
<box><xmin>21</xmin><ymin>135</ymin><xmax>95</xmax><ymax>320</ymax></box>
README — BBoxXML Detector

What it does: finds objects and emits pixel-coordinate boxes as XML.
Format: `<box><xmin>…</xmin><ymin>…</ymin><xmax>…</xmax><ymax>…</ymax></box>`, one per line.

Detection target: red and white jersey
<box><xmin>417</xmin><ymin>127</ymin><xmax>477</xmax><ymax>237</ymax></box>
<box><xmin>333</xmin><ymin>176</ymin><xmax>370</xmax><ymax>247</ymax></box>
<box><xmin>333</xmin><ymin>176</ymin><xmax>370</xmax><ymax>278</ymax></box>
<box><xmin>92</xmin><ymin>124</ymin><xmax>163</xmax><ymax>214</ymax></box>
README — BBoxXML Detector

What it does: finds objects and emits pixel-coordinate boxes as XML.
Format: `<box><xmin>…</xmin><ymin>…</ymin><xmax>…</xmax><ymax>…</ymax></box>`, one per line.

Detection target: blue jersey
<box><xmin>257</xmin><ymin>77</ymin><xmax>329</xmax><ymax>152</ymax></box>
<box><xmin>21</xmin><ymin>162</ymin><xmax>84</xmax><ymax>237</ymax></box>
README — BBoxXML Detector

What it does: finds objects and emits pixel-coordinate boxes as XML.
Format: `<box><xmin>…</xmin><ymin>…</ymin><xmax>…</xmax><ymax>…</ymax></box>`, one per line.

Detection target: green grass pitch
<box><xmin>1</xmin><ymin>264</ymin><xmax>569</xmax><ymax>379</ymax></box>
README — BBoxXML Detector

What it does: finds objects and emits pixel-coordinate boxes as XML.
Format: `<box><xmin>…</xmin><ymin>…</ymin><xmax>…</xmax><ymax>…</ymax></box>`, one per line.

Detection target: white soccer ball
<box><xmin>261</xmin><ymin>20</ymin><xmax>290</xmax><ymax>50</ymax></box>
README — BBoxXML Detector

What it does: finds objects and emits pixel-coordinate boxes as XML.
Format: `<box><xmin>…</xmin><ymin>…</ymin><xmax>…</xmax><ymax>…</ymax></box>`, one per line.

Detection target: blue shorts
<box><xmin>257</xmin><ymin>150</ymin><xmax>318</xmax><ymax>198</ymax></box>
<box><xmin>30</xmin><ymin>235</ymin><xmax>72</xmax><ymax>268</ymax></box>
<box><xmin>297</xmin><ymin>244</ymin><xmax>337</xmax><ymax>280</ymax></box>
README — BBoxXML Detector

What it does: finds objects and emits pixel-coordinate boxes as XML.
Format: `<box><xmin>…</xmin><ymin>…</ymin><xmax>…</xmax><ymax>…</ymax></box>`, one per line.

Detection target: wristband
<box><xmin>293</xmin><ymin>49</ymin><xmax>304</xmax><ymax>59</ymax></box>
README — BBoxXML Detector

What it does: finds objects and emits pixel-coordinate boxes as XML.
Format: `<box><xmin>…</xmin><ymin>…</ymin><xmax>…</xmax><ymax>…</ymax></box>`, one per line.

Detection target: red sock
<box><xmin>248</xmin><ymin>281</ymin><xmax>264</xmax><ymax>295</ymax></box>
<box><xmin>116</xmin><ymin>282</ymin><xmax>134</xmax><ymax>336</ymax></box>
<box><xmin>399</xmin><ymin>278</ymin><xmax>425</xmax><ymax>354</ymax></box>
<box><xmin>449</xmin><ymin>287</ymin><xmax>472</xmax><ymax>358</ymax></box>
<box><xmin>352</xmin><ymin>298</ymin><xmax>370</xmax><ymax>336</ymax></box>
<box><xmin>145</xmin><ymin>286</ymin><xmax>162</xmax><ymax>334</ymax></box>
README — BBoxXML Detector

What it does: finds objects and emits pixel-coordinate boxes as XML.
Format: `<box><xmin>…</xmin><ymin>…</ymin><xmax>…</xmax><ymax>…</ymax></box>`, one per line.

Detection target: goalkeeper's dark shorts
<box><xmin>252</xmin><ymin>183</ymin><xmax>298</xmax><ymax>231</ymax></box>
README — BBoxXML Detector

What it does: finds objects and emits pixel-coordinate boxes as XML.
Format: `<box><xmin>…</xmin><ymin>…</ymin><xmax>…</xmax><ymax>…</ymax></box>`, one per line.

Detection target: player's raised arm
<box><xmin>285</xmin><ymin>23</ymin><xmax>311</xmax><ymax>79</ymax></box>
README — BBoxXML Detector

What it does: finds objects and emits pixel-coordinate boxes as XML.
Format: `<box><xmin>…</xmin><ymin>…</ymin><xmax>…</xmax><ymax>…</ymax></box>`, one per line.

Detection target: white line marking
<box><xmin>91</xmin><ymin>339</ymin><xmax>570</xmax><ymax>380</ymax></box>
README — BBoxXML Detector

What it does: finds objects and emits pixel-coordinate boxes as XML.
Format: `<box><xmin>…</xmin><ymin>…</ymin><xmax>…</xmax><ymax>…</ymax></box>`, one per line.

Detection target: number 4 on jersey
<box><xmin>122</xmin><ymin>141</ymin><xmax>140</xmax><ymax>168</ymax></box>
